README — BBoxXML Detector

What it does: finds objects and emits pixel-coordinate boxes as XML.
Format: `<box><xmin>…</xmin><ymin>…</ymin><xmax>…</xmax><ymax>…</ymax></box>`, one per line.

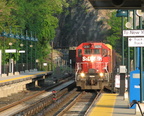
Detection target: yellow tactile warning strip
<box><xmin>89</xmin><ymin>93</ymin><xmax>118</xmax><ymax>116</ymax></box>
<box><xmin>0</xmin><ymin>72</ymin><xmax>49</xmax><ymax>83</ymax></box>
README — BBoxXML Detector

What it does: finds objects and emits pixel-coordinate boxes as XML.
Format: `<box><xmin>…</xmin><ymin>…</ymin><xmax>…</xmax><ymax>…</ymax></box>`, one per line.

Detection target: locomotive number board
<box><xmin>94</xmin><ymin>45</ymin><xmax>101</xmax><ymax>48</ymax></box>
<box><xmin>83</xmin><ymin>45</ymin><xmax>91</xmax><ymax>48</ymax></box>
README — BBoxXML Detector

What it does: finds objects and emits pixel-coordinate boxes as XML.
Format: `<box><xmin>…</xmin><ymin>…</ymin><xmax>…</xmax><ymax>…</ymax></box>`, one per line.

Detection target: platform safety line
<box><xmin>0</xmin><ymin>75</ymin><xmax>34</xmax><ymax>83</ymax></box>
<box><xmin>0</xmin><ymin>71</ymin><xmax>49</xmax><ymax>83</ymax></box>
<box><xmin>89</xmin><ymin>93</ymin><xmax>118</xmax><ymax>116</ymax></box>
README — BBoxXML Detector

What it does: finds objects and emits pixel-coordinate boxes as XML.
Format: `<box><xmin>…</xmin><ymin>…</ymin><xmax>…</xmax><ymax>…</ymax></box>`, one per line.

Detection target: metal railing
<box><xmin>130</xmin><ymin>100</ymin><xmax>144</xmax><ymax>116</ymax></box>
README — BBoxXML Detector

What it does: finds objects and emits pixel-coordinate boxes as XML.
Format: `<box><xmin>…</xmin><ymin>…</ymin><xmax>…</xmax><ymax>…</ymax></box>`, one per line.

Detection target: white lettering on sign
<box><xmin>5</xmin><ymin>49</ymin><xmax>16</xmax><ymax>53</ymax></box>
<box><xmin>19</xmin><ymin>50</ymin><xmax>25</xmax><ymax>53</ymax></box>
<box><xmin>123</xmin><ymin>30</ymin><xmax>144</xmax><ymax>36</ymax></box>
<box><xmin>134</xmin><ymin>85</ymin><xmax>140</xmax><ymax>88</ymax></box>
<box><xmin>128</xmin><ymin>37</ymin><xmax>144</xmax><ymax>47</ymax></box>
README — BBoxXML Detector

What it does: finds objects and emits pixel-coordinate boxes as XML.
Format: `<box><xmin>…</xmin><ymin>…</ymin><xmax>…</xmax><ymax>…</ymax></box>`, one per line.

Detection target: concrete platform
<box><xmin>0</xmin><ymin>71</ymin><xmax>52</xmax><ymax>98</ymax></box>
<box><xmin>87</xmin><ymin>93</ymin><xmax>143</xmax><ymax>116</ymax></box>
<box><xmin>113</xmin><ymin>95</ymin><xmax>137</xmax><ymax>116</ymax></box>
<box><xmin>0</xmin><ymin>71</ymin><xmax>52</xmax><ymax>84</ymax></box>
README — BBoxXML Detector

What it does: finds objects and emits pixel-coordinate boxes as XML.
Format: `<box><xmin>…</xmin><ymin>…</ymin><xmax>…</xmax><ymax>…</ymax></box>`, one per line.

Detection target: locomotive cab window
<box><xmin>102</xmin><ymin>49</ymin><xmax>108</xmax><ymax>56</ymax></box>
<box><xmin>84</xmin><ymin>49</ymin><xmax>92</xmax><ymax>54</ymax></box>
<box><xmin>93</xmin><ymin>49</ymin><xmax>100</xmax><ymax>54</ymax></box>
<box><xmin>78</xmin><ymin>49</ymin><xmax>82</xmax><ymax>57</ymax></box>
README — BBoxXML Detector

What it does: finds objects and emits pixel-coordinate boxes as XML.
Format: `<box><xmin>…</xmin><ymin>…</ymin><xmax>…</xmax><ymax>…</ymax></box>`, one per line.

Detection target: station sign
<box><xmin>5</xmin><ymin>49</ymin><xmax>16</xmax><ymax>53</ymax></box>
<box><xmin>43</xmin><ymin>63</ymin><xmax>47</xmax><ymax>66</ymax></box>
<box><xmin>123</xmin><ymin>30</ymin><xmax>144</xmax><ymax>37</ymax></box>
<box><xmin>115</xmin><ymin>74</ymin><xmax>128</xmax><ymax>88</ymax></box>
<box><xmin>128</xmin><ymin>37</ymin><xmax>144</xmax><ymax>47</ymax></box>
<box><xmin>19</xmin><ymin>50</ymin><xmax>25</xmax><ymax>53</ymax></box>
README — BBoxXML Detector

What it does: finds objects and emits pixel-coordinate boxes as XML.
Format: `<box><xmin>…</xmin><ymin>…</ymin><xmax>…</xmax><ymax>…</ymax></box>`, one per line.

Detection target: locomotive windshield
<box><xmin>84</xmin><ymin>49</ymin><xmax>92</xmax><ymax>54</ymax></box>
<box><xmin>84</xmin><ymin>49</ymin><xmax>100</xmax><ymax>54</ymax></box>
<box><xmin>93</xmin><ymin>49</ymin><xmax>100</xmax><ymax>54</ymax></box>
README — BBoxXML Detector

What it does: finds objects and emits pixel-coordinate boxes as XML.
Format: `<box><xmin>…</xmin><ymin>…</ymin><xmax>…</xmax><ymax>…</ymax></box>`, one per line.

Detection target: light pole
<box><xmin>30</xmin><ymin>31</ymin><xmax>34</xmax><ymax>71</ymax></box>
<box><xmin>20</xmin><ymin>30</ymin><xmax>25</xmax><ymax>72</ymax></box>
<box><xmin>116</xmin><ymin>10</ymin><xmax>128</xmax><ymax>96</ymax></box>
<box><xmin>14</xmin><ymin>27</ymin><xmax>20</xmax><ymax>74</ymax></box>
<box><xmin>34</xmin><ymin>34</ymin><xmax>38</xmax><ymax>71</ymax></box>
<box><xmin>51</xmin><ymin>41</ymin><xmax>54</xmax><ymax>71</ymax></box>
<box><xmin>126</xmin><ymin>10</ymin><xmax>131</xmax><ymax>75</ymax></box>
<box><xmin>116</xmin><ymin>10</ymin><xmax>128</xmax><ymax>65</ymax></box>
<box><xmin>25</xmin><ymin>30</ymin><xmax>30</xmax><ymax>72</ymax></box>
<box><xmin>7</xmin><ymin>26</ymin><xmax>14</xmax><ymax>74</ymax></box>
<box><xmin>30</xmin><ymin>43</ymin><xmax>33</xmax><ymax>71</ymax></box>
<box><xmin>1</xmin><ymin>31</ymin><xmax>7</xmax><ymax>76</ymax></box>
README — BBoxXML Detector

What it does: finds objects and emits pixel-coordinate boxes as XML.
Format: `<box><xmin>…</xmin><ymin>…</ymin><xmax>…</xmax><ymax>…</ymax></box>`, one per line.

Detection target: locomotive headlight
<box><xmin>90</xmin><ymin>56</ymin><xmax>95</xmax><ymax>62</ymax></box>
<box><xmin>80</xmin><ymin>72</ymin><xmax>85</xmax><ymax>77</ymax></box>
<box><xmin>99</xmin><ymin>73</ymin><xmax>104</xmax><ymax>77</ymax></box>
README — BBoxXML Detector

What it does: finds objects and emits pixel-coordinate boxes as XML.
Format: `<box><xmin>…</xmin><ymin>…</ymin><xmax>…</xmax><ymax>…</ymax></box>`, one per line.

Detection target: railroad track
<box><xmin>38</xmin><ymin>89</ymin><xmax>101</xmax><ymax>116</ymax></box>
<box><xmin>57</xmin><ymin>90</ymin><xmax>99</xmax><ymax>116</ymax></box>
<box><xmin>0</xmin><ymin>77</ymin><xmax>111</xmax><ymax>116</ymax></box>
<box><xmin>47</xmin><ymin>87</ymin><xmax>110</xmax><ymax>116</ymax></box>
<box><xmin>0</xmin><ymin>77</ymin><xmax>75</xmax><ymax>116</ymax></box>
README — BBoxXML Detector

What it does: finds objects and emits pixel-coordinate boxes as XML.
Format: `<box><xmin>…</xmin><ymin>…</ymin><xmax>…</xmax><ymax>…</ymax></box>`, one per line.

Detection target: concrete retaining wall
<box><xmin>0</xmin><ymin>80</ymin><xmax>32</xmax><ymax>98</ymax></box>
<box><xmin>0</xmin><ymin>72</ymin><xmax>51</xmax><ymax>98</ymax></box>
<box><xmin>0</xmin><ymin>78</ymin><xmax>46</xmax><ymax>98</ymax></box>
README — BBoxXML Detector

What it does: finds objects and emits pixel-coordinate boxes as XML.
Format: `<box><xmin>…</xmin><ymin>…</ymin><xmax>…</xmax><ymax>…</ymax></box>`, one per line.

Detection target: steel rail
<box><xmin>11</xmin><ymin>82</ymin><xmax>75</xmax><ymax>116</ymax></box>
<box><xmin>0</xmin><ymin>76</ymin><xmax>74</xmax><ymax>113</ymax></box>
<box><xmin>57</xmin><ymin>91</ymin><xmax>84</xmax><ymax>116</ymax></box>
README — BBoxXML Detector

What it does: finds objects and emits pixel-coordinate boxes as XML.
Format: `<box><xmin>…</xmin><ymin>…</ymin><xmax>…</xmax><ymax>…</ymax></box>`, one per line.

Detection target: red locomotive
<box><xmin>75</xmin><ymin>42</ymin><xmax>115</xmax><ymax>90</ymax></box>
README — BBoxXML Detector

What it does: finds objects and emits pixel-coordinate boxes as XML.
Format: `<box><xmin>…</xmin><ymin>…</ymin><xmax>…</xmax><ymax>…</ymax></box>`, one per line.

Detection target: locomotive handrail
<box><xmin>75</xmin><ymin>62</ymin><xmax>89</xmax><ymax>80</ymax></box>
<box><xmin>76</xmin><ymin>62</ymin><xmax>89</xmax><ymax>70</ymax></box>
<box><xmin>76</xmin><ymin>62</ymin><xmax>109</xmax><ymax>72</ymax></box>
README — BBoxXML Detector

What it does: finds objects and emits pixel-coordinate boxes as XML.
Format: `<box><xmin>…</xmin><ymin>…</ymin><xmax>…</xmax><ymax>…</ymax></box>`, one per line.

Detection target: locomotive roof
<box><xmin>76</xmin><ymin>42</ymin><xmax>112</xmax><ymax>50</ymax></box>
<box><xmin>77</xmin><ymin>42</ymin><xmax>107</xmax><ymax>46</ymax></box>
<box><xmin>79</xmin><ymin>41</ymin><xmax>106</xmax><ymax>44</ymax></box>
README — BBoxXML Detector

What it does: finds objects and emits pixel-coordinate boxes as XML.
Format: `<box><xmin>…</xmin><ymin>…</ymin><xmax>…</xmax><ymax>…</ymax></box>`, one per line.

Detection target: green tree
<box><xmin>0</xmin><ymin>0</ymin><xmax>18</xmax><ymax>64</ymax></box>
<box><xmin>0</xmin><ymin>0</ymin><xmax>68</xmax><ymax>67</ymax></box>
<box><xmin>106</xmin><ymin>11</ymin><xmax>135</xmax><ymax>65</ymax></box>
<box><xmin>106</xmin><ymin>10</ymin><xmax>130</xmax><ymax>58</ymax></box>
<box><xmin>13</xmin><ymin>0</ymin><xmax>68</xmax><ymax>63</ymax></box>
<box><xmin>106</xmin><ymin>11</ymin><xmax>122</xmax><ymax>53</ymax></box>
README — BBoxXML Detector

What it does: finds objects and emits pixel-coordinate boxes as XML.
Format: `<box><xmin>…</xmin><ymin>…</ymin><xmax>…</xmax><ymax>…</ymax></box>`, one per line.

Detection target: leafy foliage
<box><xmin>106</xmin><ymin>10</ymin><xmax>136</xmax><ymax>64</ymax></box>
<box><xmin>0</xmin><ymin>0</ymin><xmax>68</xmax><ymax>66</ymax></box>
<box><xmin>106</xmin><ymin>11</ymin><xmax>122</xmax><ymax>53</ymax></box>
<box><xmin>106</xmin><ymin>11</ymin><xmax>130</xmax><ymax>58</ymax></box>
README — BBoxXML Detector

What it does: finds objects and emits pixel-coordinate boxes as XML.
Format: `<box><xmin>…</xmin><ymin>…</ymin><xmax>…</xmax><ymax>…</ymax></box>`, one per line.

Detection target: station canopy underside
<box><xmin>88</xmin><ymin>0</ymin><xmax>144</xmax><ymax>9</ymax></box>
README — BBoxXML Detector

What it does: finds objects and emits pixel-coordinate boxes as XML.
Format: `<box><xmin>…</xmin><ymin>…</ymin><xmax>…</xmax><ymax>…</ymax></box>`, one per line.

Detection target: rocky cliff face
<box><xmin>54</xmin><ymin>0</ymin><xmax>111</xmax><ymax>48</ymax></box>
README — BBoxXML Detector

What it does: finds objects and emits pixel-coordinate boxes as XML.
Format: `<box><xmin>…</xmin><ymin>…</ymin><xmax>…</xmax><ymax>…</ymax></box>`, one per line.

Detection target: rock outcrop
<box><xmin>54</xmin><ymin>0</ymin><xmax>111</xmax><ymax>48</ymax></box>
